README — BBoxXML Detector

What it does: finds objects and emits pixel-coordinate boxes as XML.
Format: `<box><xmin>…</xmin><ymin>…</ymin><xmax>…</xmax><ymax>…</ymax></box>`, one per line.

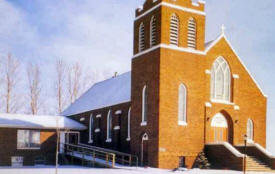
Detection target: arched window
<box><xmin>139</xmin><ymin>22</ymin><xmax>145</xmax><ymax>52</ymax></box>
<box><xmin>178</xmin><ymin>84</ymin><xmax>187</xmax><ymax>125</ymax></box>
<box><xmin>127</xmin><ymin>107</ymin><xmax>131</xmax><ymax>141</ymax></box>
<box><xmin>170</xmin><ymin>14</ymin><xmax>179</xmax><ymax>46</ymax></box>
<box><xmin>142</xmin><ymin>86</ymin><xmax>148</xmax><ymax>125</ymax></box>
<box><xmin>247</xmin><ymin>119</ymin><xmax>254</xmax><ymax>141</ymax></box>
<box><xmin>106</xmin><ymin>110</ymin><xmax>112</xmax><ymax>141</ymax></box>
<box><xmin>150</xmin><ymin>16</ymin><xmax>156</xmax><ymax>47</ymax></box>
<box><xmin>89</xmin><ymin>114</ymin><xmax>93</xmax><ymax>143</ymax></box>
<box><xmin>211</xmin><ymin>57</ymin><xmax>231</xmax><ymax>102</ymax></box>
<box><xmin>187</xmin><ymin>18</ymin><xmax>197</xmax><ymax>49</ymax></box>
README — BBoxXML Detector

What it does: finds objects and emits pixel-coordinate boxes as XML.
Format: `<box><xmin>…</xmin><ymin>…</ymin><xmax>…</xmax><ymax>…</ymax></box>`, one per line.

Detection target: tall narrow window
<box><xmin>89</xmin><ymin>114</ymin><xmax>93</xmax><ymax>143</ymax></box>
<box><xmin>247</xmin><ymin>119</ymin><xmax>254</xmax><ymax>141</ymax></box>
<box><xmin>187</xmin><ymin>18</ymin><xmax>197</xmax><ymax>49</ymax></box>
<box><xmin>170</xmin><ymin>14</ymin><xmax>179</xmax><ymax>46</ymax></box>
<box><xmin>141</xmin><ymin>86</ymin><xmax>148</xmax><ymax>125</ymax></box>
<box><xmin>139</xmin><ymin>22</ymin><xmax>145</xmax><ymax>52</ymax></box>
<box><xmin>178</xmin><ymin>84</ymin><xmax>187</xmax><ymax>125</ymax></box>
<box><xmin>127</xmin><ymin>107</ymin><xmax>131</xmax><ymax>141</ymax></box>
<box><xmin>106</xmin><ymin>110</ymin><xmax>112</xmax><ymax>142</ymax></box>
<box><xmin>211</xmin><ymin>57</ymin><xmax>231</xmax><ymax>102</ymax></box>
<box><xmin>150</xmin><ymin>16</ymin><xmax>156</xmax><ymax>47</ymax></box>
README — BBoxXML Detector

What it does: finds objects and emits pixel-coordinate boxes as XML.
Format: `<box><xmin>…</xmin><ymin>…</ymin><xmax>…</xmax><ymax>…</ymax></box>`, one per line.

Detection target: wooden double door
<box><xmin>211</xmin><ymin>127</ymin><xmax>228</xmax><ymax>142</ymax></box>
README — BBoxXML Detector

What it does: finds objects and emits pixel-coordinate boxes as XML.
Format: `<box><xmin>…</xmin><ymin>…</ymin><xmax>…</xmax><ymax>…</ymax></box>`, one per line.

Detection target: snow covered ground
<box><xmin>0</xmin><ymin>166</ymin><xmax>273</xmax><ymax>174</ymax></box>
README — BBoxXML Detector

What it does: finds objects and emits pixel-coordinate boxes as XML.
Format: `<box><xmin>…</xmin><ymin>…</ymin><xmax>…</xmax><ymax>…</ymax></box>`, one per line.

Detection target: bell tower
<box><xmin>131</xmin><ymin>0</ymin><xmax>207</xmax><ymax>168</ymax></box>
<box><xmin>133</xmin><ymin>0</ymin><xmax>206</xmax><ymax>54</ymax></box>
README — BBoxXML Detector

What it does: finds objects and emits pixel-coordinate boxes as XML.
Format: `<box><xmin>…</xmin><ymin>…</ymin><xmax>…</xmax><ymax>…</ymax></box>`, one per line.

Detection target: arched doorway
<box><xmin>211</xmin><ymin>113</ymin><xmax>229</xmax><ymax>142</ymax></box>
<box><xmin>141</xmin><ymin>133</ymin><xmax>149</xmax><ymax>166</ymax></box>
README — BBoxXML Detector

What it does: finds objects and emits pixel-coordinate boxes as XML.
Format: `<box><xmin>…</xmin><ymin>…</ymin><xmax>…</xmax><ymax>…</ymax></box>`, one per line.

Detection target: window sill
<box><xmin>178</xmin><ymin>121</ymin><xmax>188</xmax><ymax>126</ymax></box>
<box><xmin>95</xmin><ymin>129</ymin><xmax>100</xmax><ymax>133</ymax></box>
<box><xmin>17</xmin><ymin>148</ymin><xmax>40</xmax><ymax>150</ymax></box>
<box><xmin>96</xmin><ymin>114</ymin><xmax>102</xmax><ymax>118</ymax></box>
<box><xmin>88</xmin><ymin>140</ymin><xmax>93</xmax><ymax>144</ymax></box>
<box><xmin>114</xmin><ymin>126</ymin><xmax>120</xmax><ymax>130</ymax></box>
<box><xmin>140</xmin><ymin>122</ymin><xmax>147</xmax><ymax>126</ymax></box>
<box><xmin>105</xmin><ymin>139</ymin><xmax>112</xmax><ymax>143</ymax></box>
<box><xmin>210</xmin><ymin>99</ymin><xmax>234</xmax><ymax>105</ymax></box>
<box><xmin>126</xmin><ymin>138</ymin><xmax>131</xmax><ymax>141</ymax></box>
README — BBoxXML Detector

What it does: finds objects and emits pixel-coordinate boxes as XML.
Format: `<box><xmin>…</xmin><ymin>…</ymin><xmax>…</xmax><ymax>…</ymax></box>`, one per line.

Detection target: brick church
<box><xmin>63</xmin><ymin>0</ymin><xmax>271</xmax><ymax>170</ymax></box>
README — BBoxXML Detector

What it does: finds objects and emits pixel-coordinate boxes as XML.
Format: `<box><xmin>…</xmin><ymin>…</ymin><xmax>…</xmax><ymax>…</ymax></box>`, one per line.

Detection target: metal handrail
<box><xmin>61</xmin><ymin>143</ymin><xmax>116</xmax><ymax>168</ymax></box>
<box><xmin>78</xmin><ymin>143</ymin><xmax>134</xmax><ymax>156</ymax></box>
<box><xmin>77</xmin><ymin>143</ymin><xmax>139</xmax><ymax>167</ymax></box>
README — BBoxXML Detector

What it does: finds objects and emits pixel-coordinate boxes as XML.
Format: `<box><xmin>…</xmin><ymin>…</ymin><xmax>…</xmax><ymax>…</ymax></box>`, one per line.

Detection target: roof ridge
<box><xmin>94</xmin><ymin>71</ymin><xmax>131</xmax><ymax>87</ymax></box>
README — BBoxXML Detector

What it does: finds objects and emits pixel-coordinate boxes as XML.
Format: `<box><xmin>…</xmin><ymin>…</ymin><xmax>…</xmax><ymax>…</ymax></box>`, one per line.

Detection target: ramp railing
<box><xmin>77</xmin><ymin>143</ymin><xmax>139</xmax><ymax>167</ymax></box>
<box><xmin>61</xmin><ymin>143</ymin><xmax>116</xmax><ymax>168</ymax></box>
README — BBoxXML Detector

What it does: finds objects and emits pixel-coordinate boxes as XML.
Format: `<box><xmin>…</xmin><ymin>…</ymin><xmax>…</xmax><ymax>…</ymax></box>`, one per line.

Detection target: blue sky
<box><xmin>0</xmin><ymin>0</ymin><xmax>274</xmax><ymax>153</ymax></box>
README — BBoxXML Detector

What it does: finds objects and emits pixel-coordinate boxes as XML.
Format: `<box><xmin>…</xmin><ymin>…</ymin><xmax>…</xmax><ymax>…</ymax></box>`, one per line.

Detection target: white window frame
<box><xmin>89</xmin><ymin>114</ymin><xmax>93</xmax><ymax>144</ymax></box>
<box><xmin>211</xmin><ymin>57</ymin><xmax>231</xmax><ymax>102</ymax></box>
<box><xmin>139</xmin><ymin>22</ymin><xmax>145</xmax><ymax>52</ymax></box>
<box><xmin>127</xmin><ymin>107</ymin><xmax>131</xmax><ymax>141</ymax></box>
<box><xmin>187</xmin><ymin>17</ymin><xmax>197</xmax><ymax>49</ymax></box>
<box><xmin>106</xmin><ymin>110</ymin><xmax>112</xmax><ymax>142</ymax></box>
<box><xmin>247</xmin><ymin>119</ymin><xmax>254</xmax><ymax>142</ymax></box>
<box><xmin>170</xmin><ymin>13</ymin><xmax>179</xmax><ymax>46</ymax></box>
<box><xmin>150</xmin><ymin>16</ymin><xmax>156</xmax><ymax>47</ymax></box>
<box><xmin>141</xmin><ymin>86</ymin><xmax>148</xmax><ymax>126</ymax></box>
<box><xmin>17</xmin><ymin>130</ymin><xmax>41</xmax><ymax>150</ymax></box>
<box><xmin>178</xmin><ymin>84</ymin><xmax>187</xmax><ymax>126</ymax></box>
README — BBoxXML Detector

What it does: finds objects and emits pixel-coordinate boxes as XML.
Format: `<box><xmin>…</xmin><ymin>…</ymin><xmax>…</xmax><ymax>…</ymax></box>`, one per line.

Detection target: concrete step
<box><xmin>245</xmin><ymin>155</ymin><xmax>275</xmax><ymax>172</ymax></box>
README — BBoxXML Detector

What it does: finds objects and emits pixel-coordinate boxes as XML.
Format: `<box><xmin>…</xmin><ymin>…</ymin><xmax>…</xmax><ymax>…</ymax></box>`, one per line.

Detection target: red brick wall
<box><xmin>0</xmin><ymin>128</ymin><xmax>57</xmax><ymax>166</ymax></box>
<box><xmin>157</xmin><ymin>48</ymin><xmax>206</xmax><ymax>169</ymax></box>
<box><xmin>68</xmin><ymin>102</ymin><xmax>131</xmax><ymax>153</ymax></box>
<box><xmin>131</xmin><ymin>49</ymin><xmax>161</xmax><ymax>167</ymax></box>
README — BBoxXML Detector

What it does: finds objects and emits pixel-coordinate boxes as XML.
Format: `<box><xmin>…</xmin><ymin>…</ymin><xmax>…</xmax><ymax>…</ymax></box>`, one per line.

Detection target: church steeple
<box><xmin>133</xmin><ymin>0</ymin><xmax>206</xmax><ymax>55</ymax></box>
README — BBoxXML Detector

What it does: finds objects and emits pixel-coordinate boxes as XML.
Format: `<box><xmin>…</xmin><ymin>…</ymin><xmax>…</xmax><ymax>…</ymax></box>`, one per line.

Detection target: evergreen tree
<box><xmin>194</xmin><ymin>151</ymin><xmax>211</xmax><ymax>169</ymax></box>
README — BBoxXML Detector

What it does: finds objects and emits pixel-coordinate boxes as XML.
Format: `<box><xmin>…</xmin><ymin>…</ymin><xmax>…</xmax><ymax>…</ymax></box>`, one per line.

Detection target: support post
<box><xmin>106</xmin><ymin>154</ymin><xmax>109</xmax><ymax>168</ymax></box>
<box><xmin>129</xmin><ymin>156</ymin><xmax>132</xmax><ymax>166</ymax></box>
<box><xmin>112</xmin><ymin>154</ymin><xmax>115</xmax><ymax>168</ymax></box>
<box><xmin>71</xmin><ymin>150</ymin><xmax>74</xmax><ymax>165</ymax></box>
<box><xmin>82</xmin><ymin>151</ymin><xmax>84</xmax><ymax>166</ymax></box>
<box><xmin>93</xmin><ymin>151</ymin><xmax>96</xmax><ymax>167</ymax></box>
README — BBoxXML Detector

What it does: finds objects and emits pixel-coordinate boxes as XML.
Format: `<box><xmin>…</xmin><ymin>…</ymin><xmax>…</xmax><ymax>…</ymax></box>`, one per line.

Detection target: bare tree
<box><xmin>55</xmin><ymin>116</ymin><xmax>70</xmax><ymax>174</ymax></box>
<box><xmin>67</xmin><ymin>63</ymin><xmax>99</xmax><ymax>104</ymax></box>
<box><xmin>1</xmin><ymin>53</ymin><xmax>23</xmax><ymax>113</ymax></box>
<box><xmin>54</xmin><ymin>59</ymin><xmax>67</xmax><ymax>115</ymax></box>
<box><xmin>67</xmin><ymin>63</ymin><xmax>82</xmax><ymax>104</ymax></box>
<box><xmin>27</xmin><ymin>63</ymin><xmax>43</xmax><ymax>115</ymax></box>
